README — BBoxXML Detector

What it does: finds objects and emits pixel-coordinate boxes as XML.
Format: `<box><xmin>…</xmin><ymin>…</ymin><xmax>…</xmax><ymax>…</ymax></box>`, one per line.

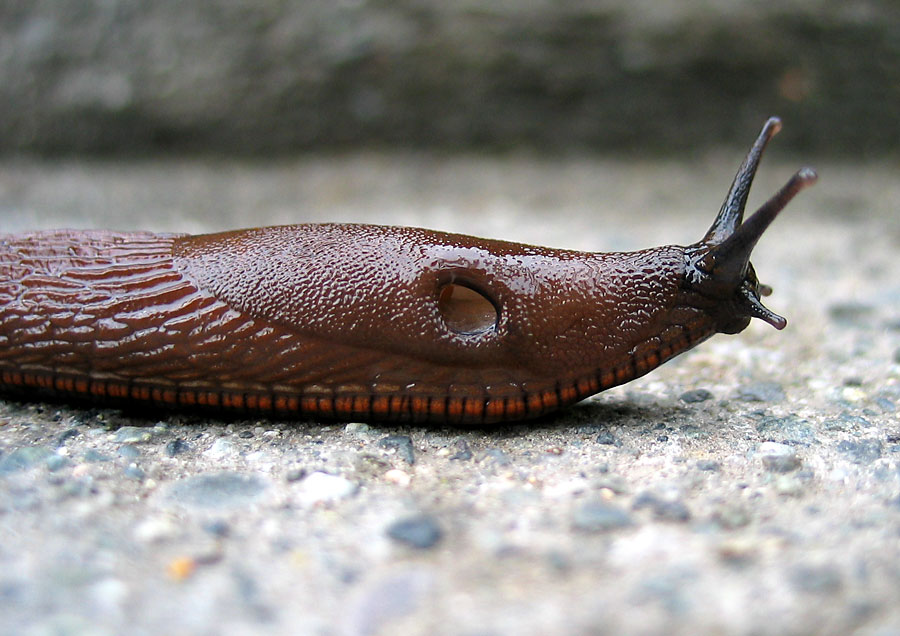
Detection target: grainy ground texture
<box><xmin>0</xmin><ymin>151</ymin><xmax>899</xmax><ymax>636</ymax></box>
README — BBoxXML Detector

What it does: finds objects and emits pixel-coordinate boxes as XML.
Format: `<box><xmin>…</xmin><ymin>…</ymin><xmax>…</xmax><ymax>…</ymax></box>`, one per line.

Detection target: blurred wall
<box><xmin>1</xmin><ymin>0</ymin><xmax>896</xmax><ymax>156</ymax></box>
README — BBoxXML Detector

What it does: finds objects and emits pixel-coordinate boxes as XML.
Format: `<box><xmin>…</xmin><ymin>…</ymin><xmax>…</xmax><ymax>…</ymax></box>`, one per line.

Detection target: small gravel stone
<box><xmin>680</xmin><ymin>389</ymin><xmax>713</xmax><ymax>403</ymax></box>
<box><xmin>56</xmin><ymin>428</ymin><xmax>80</xmax><ymax>446</ymax></box>
<box><xmin>894</xmin><ymin>347</ymin><xmax>900</xmax><ymax>364</ymax></box>
<box><xmin>595</xmin><ymin>431</ymin><xmax>617</xmax><ymax>445</ymax></box>
<box><xmin>572</xmin><ymin>500</ymin><xmax>633</xmax><ymax>532</ymax></box>
<box><xmin>134</xmin><ymin>516</ymin><xmax>179</xmax><ymax>543</ymax></box>
<box><xmin>294</xmin><ymin>471</ymin><xmax>357</xmax><ymax>506</ymax></box>
<box><xmin>384</xmin><ymin>469</ymin><xmax>411</xmax><ymax>486</ymax></box>
<box><xmin>386</xmin><ymin>515</ymin><xmax>443</xmax><ymax>549</ymax></box>
<box><xmin>165</xmin><ymin>439</ymin><xmax>191</xmax><ymax>457</ymax></box>
<box><xmin>378</xmin><ymin>435</ymin><xmax>415</xmax><ymax>465</ymax></box>
<box><xmin>203</xmin><ymin>519</ymin><xmax>231</xmax><ymax>538</ymax></box>
<box><xmin>712</xmin><ymin>503</ymin><xmax>752</xmax><ymax>529</ymax></box>
<box><xmin>167</xmin><ymin>472</ymin><xmax>269</xmax><ymax>509</ymax></box>
<box><xmin>757</xmin><ymin>442</ymin><xmax>802</xmax><ymax>473</ymax></box>
<box><xmin>763</xmin><ymin>454</ymin><xmax>803</xmax><ymax>473</ymax></box>
<box><xmin>791</xmin><ymin>564</ymin><xmax>844</xmax><ymax>595</ymax></box>
<box><xmin>757</xmin><ymin>441</ymin><xmax>795</xmax><ymax>456</ymax></box>
<box><xmin>449</xmin><ymin>439</ymin><xmax>473</xmax><ymax>461</ymax></box>
<box><xmin>237</xmin><ymin>430</ymin><xmax>254</xmax><ymax>439</ymax></box>
<box><xmin>592</xmin><ymin>474</ymin><xmax>629</xmax><ymax>494</ymax></box>
<box><xmin>756</xmin><ymin>416</ymin><xmax>814</xmax><ymax>443</ymax></box>
<box><xmin>824</xmin><ymin>414</ymin><xmax>871</xmax><ymax>432</ymax></box>
<box><xmin>774</xmin><ymin>473</ymin><xmax>807</xmax><ymax>496</ymax></box>
<box><xmin>737</xmin><ymin>382</ymin><xmax>786</xmax><ymax>403</ymax></box>
<box><xmin>45</xmin><ymin>454</ymin><xmax>69</xmax><ymax>472</ymax></box>
<box><xmin>285</xmin><ymin>468</ymin><xmax>307</xmax><ymax>482</ymax></box>
<box><xmin>717</xmin><ymin>537</ymin><xmax>759</xmax><ymax>564</ymax></box>
<box><xmin>632</xmin><ymin>492</ymin><xmax>691</xmax><ymax>522</ymax></box>
<box><xmin>118</xmin><ymin>444</ymin><xmax>141</xmax><ymax>459</ymax></box>
<box><xmin>124</xmin><ymin>465</ymin><xmax>145</xmax><ymax>481</ymax></box>
<box><xmin>827</xmin><ymin>302</ymin><xmax>874</xmax><ymax>326</ymax></box>
<box><xmin>114</xmin><ymin>426</ymin><xmax>152</xmax><ymax>443</ymax></box>
<box><xmin>483</xmin><ymin>448</ymin><xmax>511</xmax><ymax>467</ymax></box>
<box><xmin>696</xmin><ymin>460</ymin><xmax>720</xmax><ymax>471</ymax></box>
<box><xmin>83</xmin><ymin>449</ymin><xmax>112</xmax><ymax>463</ymax></box>
<box><xmin>204</xmin><ymin>438</ymin><xmax>237</xmax><ymax>459</ymax></box>
<box><xmin>837</xmin><ymin>439</ymin><xmax>883</xmax><ymax>465</ymax></box>
<box><xmin>0</xmin><ymin>446</ymin><xmax>54</xmax><ymax>475</ymax></box>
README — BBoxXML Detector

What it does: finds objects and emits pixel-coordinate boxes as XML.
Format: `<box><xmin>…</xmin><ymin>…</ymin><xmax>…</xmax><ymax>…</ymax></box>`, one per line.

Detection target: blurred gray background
<box><xmin>1</xmin><ymin>0</ymin><xmax>897</xmax><ymax>158</ymax></box>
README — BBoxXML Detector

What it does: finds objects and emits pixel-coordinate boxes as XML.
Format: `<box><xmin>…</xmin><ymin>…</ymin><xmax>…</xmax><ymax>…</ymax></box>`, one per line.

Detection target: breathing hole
<box><xmin>438</xmin><ymin>283</ymin><xmax>498</xmax><ymax>334</ymax></box>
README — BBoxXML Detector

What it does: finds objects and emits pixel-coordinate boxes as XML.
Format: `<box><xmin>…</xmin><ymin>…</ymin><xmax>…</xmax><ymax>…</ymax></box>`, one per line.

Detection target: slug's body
<box><xmin>0</xmin><ymin>118</ymin><xmax>815</xmax><ymax>423</ymax></box>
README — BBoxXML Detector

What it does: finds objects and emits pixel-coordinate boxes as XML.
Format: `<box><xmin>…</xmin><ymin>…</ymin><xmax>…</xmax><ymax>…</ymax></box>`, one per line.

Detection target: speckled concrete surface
<box><xmin>0</xmin><ymin>152</ymin><xmax>898</xmax><ymax>636</ymax></box>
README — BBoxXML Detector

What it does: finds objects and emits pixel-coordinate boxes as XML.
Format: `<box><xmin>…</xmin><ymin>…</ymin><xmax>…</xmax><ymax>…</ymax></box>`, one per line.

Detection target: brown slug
<box><xmin>0</xmin><ymin>117</ymin><xmax>815</xmax><ymax>424</ymax></box>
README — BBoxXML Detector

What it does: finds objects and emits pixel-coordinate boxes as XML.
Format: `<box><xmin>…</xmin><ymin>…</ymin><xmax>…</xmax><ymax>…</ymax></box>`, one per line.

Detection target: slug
<box><xmin>0</xmin><ymin>117</ymin><xmax>815</xmax><ymax>424</ymax></box>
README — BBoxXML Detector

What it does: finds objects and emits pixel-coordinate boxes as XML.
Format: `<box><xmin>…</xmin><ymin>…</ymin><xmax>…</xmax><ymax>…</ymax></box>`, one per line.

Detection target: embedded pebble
<box><xmin>386</xmin><ymin>515</ymin><xmax>443</xmax><ymax>548</ymax></box>
<box><xmin>757</xmin><ymin>441</ymin><xmax>795</xmax><ymax>456</ymax></box>
<box><xmin>167</xmin><ymin>472</ymin><xmax>269</xmax><ymax>509</ymax></box>
<box><xmin>124</xmin><ymin>465</ymin><xmax>145</xmax><ymax>481</ymax></box>
<box><xmin>712</xmin><ymin>503</ymin><xmax>753</xmax><ymax>529</ymax></box>
<box><xmin>483</xmin><ymin>449</ymin><xmax>511</xmax><ymax>467</ymax></box>
<box><xmin>632</xmin><ymin>492</ymin><xmax>691</xmax><ymax>522</ymax></box>
<box><xmin>680</xmin><ymin>389</ymin><xmax>713</xmax><ymax>403</ymax></box>
<box><xmin>695</xmin><ymin>460</ymin><xmax>720</xmax><ymax>472</ymax></box>
<box><xmin>592</xmin><ymin>474</ymin><xmax>629</xmax><ymax>494</ymax></box>
<box><xmin>0</xmin><ymin>446</ymin><xmax>54</xmax><ymax>475</ymax></box>
<box><xmin>791</xmin><ymin>564</ymin><xmax>844</xmax><ymax>595</ymax></box>
<box><xmin>134</xmin><ymin>516</ymin><xmax>180</xmax><ymax>543</ymax></box>
<box><xmin>83</xmin><ymin>449</ymin><xmax>112</xmax><ymax>463</ymax></box>
<box><xmin>596</xmin><ymin>431</ymin><xmax>617</xmax><ymax>445</ymax></box>
<box><xmin>294</xmin><ymin>471</ymin><xmax>357</xmax><ymax>506</ymax></box>
<box><xmin>203</xmin><ymin>438</ymin><xmax>238</xmax><ymax>459</ymax></box>
<box><xmin>756</xmin><ymin>416</ymin><xmax>814</xmax><ymax>444</ymax></box>
<box><xmin>164</xmin><ymin>439</ymin><xmax>191</xmax><ymax>457</ymax></box>
<box><xmin>827</xmin><ymin>302</ymin><xmax>874</xmax><ymax>326</ymax></box>
<box><xmin>824</xmin><ymin>414</ymin><xmax>870</xmax><ymax>432</ymax></box>
<box><xmin>894</xmin><ymin>347</ymin><xmax>900</xmax><ymax>364</ymax></box>
<box><xmin>203</xmin><ymin>519</ymin><xmax>231</xmax><ymax>538</ymax></box>
<box><xmin>762</xmin><ymin>454</ymin><xmax>802</xmax><ymax>473</ymax></box>
<box><xmin>774</xmin><ymin>473</ymin><xmax>807</xmax><ymax>496</ymax></box>
<box><xmin>285</xmin><ymin>468</ymin><xmax>308</xmax><ymax>482</ymax></box>
<box><xmin>378</xmin><ymin>435</ymin><xmax>416</xmax><ymax>465</ymax></box>
<box><xmin>572</xmin><ymin>500</ymin><xmax>633</xmax><ymax>532</ymax></box>
<box><xmin>449</xmin><ymin>439</ymin><xmax>473</xmax><ymax>461</ymax></box>
<box><xmin>384</xmin><ymin>469</ymin><xmax>411</xmax><ymax>487</ymax></box>
<box><xmin>114</xmin><ymin>426</ymin><xmax>153</xmax><ymax>443</ymax></box>
<box><xmin>717</xmin><ymin>537</ymin><xmax>759</xmax><ymax>564</ymax></box>
<box><xmin>757</xmin><ymin>442</ymin><xmax>801</xmax><ymax>473</ymax></box>
<box><xmin>45</xmin><ymin>454</ymin><xmax>69</xmax><ymax>472</ymax></box>
<box><xmin>118</xmin><ymin>444</ymin><xmax>140</xmax><ymax>459</ymax></box>
<box><xmin>737</xmin><ymin>382</ymin><xmax>786</xmax><ymax>403</ymax></box>
<box><xmin>56</xmin><ymin>429</ymin><xmax>80</xmax><ymax>446</ymax></box>
<box><xmin>836</xmin><ymin>439</ymin><xmax>883</xmax><ymax>465</ymax></box>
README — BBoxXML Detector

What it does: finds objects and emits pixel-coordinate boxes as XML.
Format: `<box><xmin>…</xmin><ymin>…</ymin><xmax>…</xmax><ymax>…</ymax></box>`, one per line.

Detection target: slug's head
<box><xmin>685</xmin><ymin>117</ymin><xmax>817</xmax><ymax>334</ymax></box>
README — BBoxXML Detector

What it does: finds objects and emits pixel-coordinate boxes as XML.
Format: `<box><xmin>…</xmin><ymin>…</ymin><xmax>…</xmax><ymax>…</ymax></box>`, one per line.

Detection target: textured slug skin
<box><xmin>0</xmin><ymin>225</ymin><xmax>717</xmax><ymax>423</ymax></box>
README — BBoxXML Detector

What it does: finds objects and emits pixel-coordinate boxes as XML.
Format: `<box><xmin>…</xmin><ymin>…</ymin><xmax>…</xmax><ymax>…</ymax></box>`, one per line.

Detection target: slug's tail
<box><xmin>689</xmin><ymin>117</ymin><xmax>817</xmax><ymax>332</ymax></box>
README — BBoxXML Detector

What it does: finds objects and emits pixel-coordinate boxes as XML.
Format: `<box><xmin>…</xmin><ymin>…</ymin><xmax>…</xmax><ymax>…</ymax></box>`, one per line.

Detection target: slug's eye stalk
<box><xmin>687</xmin><ymin>117</ymin><xmax>817</xmax><ymax>333</ymax></box>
